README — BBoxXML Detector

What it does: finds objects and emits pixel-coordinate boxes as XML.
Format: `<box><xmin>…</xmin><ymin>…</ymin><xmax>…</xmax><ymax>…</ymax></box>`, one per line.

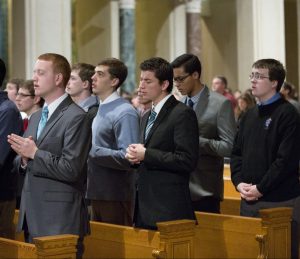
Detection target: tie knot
<box><xmin>188</xmin><ymin>99</ymin><xmax>194</xmax><ymax>108</ymax></box>
<box><xmin>150</xmin><ymin>109</ymin><xmax>157</xmax><ymax>118</ymax></box>
<box><xmin>42</xmin><ymin>106</ymin><xmax>49</xmax><ymax>116</ymax></box>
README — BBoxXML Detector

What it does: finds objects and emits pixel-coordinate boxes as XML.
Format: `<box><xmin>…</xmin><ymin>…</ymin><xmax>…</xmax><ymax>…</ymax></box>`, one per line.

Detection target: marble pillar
<box><xmin>186</xmin><ymin>0</ymin><xmax>201</xmax><ymax>59</ymax></box>
<box><xmin>0</xmin><ymin>0</ymin><xmax>8</xmax><ymax>69</ymax></box>
<box><xmin>119</xmin><ymin>0</ymin><xmax>135</xmax><ymax>94</ymax></box>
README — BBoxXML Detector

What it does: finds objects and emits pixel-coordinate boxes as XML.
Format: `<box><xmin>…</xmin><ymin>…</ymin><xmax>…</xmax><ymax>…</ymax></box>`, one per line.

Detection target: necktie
<box><xmin>144</xmin><ymin>109</ymin><xmax>157</xmax><ymax>140</ymax></box>
<box><xmin>37</xmin><ymin>106</ymin><xmax>49</xmax><ymax>138</ymax></box>
<box><xmin>23</xmin><ymin>118</ymin><xmax>29</xmax><ymax>131</ymax></box>
<box><xmin>188</xmin><ymin>98</ymin><xmax>194</xmax><ymax>108</ymax></box>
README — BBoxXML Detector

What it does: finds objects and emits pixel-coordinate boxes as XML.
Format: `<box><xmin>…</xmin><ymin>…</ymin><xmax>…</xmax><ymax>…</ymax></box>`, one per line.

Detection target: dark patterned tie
<box><xmin>188</xmin><ymin>98</ymin><xmax>194</xmax><ymax>108</ymax></box>
<box><xmin>37</xmin><ymin>106</ymin><xmax>49</xmax><ymax>138</ymax></box>
<box><xmin>144</xmin><ymin>109</ymin><xmax>157</xmax><ymax>140</ymax></box>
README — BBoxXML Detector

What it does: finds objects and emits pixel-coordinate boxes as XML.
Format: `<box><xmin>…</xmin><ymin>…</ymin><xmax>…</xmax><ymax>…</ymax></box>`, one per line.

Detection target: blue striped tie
<box><xmin>144</xmin><ymin>109</ymin><xmax>157</xmax><ymax>140</ymax></box>
<box><xmin>188</xmin><ymin>98</ymin><xmax>194</xmax><ymax>108</ymax></box>
<box><xmin>37</xmin><ymin>106</ymin><xmax>49</xmax><ymax>139</ymax></box>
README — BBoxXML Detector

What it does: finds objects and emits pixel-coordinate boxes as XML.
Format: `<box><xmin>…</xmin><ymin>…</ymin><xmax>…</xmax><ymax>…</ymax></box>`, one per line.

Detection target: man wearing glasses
<box><xmin>171</xmin><ymin>54</ymin><xmax>236</xmax><ymax>214</ymax></box>
<box><xmin>230</xmin><ymin>58</ymin><xmax>300</xmax><ymax>258</ymax></box>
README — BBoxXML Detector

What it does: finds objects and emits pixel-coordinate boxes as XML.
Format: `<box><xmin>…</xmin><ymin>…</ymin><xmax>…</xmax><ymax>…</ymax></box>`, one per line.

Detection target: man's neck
<box><xmin>25</xmin><ymin>105</ymin><xmax>41</xmax><ymax>117</ymax></box>
<box><xmin>189</xmin><ymin>81</ymin><xmax>204</xmax><ymax>97</ymax></box>
<box><xmin>71</xmin><ymin>92</ymin><xmax>91</xmax><ymax>104</ymax></box>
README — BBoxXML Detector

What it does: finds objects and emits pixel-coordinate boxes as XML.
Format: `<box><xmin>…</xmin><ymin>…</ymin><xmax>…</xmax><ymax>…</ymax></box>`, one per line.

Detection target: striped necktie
<box><xmin>144</xmin><ymin>109</ymin><xmax>157</xmax><ymax>140</ymax></box>
<box><xmin>37</xmin><ymin>106</ymin><xmax>49</xmax><ymax>138</ymax></box>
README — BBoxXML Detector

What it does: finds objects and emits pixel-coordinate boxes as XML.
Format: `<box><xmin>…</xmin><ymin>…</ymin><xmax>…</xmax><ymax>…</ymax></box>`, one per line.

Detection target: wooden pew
<box><xmin>0</xmin><ymin>234</ymin><xmax>78</xmax><ymax>259</ymax></box>
<box><xmin>223</xmin><ymin>164</ymin><xmax>240</xmax><ymax>199</ymax></box>
<box><xmin>195</xmin><ymin>207</ymin><xmax>292</xmax><ymax>259</ymax></box>
<box><xmin>83</xmin><ymin>219</ymin><xmax>195</xmax><ymax>259</ymax></box>
<box><xmin>7</xmin><ymin>207</ymin><xmax>292</xmax><ymax>259</ymax></box>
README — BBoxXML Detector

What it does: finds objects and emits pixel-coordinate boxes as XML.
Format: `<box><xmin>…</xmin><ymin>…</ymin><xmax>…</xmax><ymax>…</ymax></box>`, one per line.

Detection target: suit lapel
<box><xmin>36</xmin><ymin>96</ymin><xmax>73</xmax><ymax>145</ymax></box>
<box><xmin>144</xmin><ymin>95</ymin><xmax>177</xmax><ymax>145</ymax></box>
<box><xmin>194</xmin><ymin>85</ymin><xmax>209</xmax><ymax>119</ymax></box>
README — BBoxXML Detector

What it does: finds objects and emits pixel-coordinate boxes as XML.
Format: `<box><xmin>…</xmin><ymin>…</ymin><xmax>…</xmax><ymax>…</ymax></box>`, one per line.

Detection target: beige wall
<box><xmin>201</xmin><ymin>0</ymin><xmax>238</xmax><ymax>91</ymax></box>
<box><xmin>75</xmin><ymin>0</ymin><xmax>117</xmax><ymax>65</ymax></box>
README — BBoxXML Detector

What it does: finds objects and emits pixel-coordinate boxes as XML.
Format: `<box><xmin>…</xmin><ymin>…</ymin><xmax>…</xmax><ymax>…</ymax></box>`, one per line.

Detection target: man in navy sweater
<box><xmin>230</xmin><ymin>58</ymin><xmax>300</xmax><ymax>258</ymax></box>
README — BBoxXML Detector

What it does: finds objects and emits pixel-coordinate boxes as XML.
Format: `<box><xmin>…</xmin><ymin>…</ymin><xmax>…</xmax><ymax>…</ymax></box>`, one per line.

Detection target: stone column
<box><xmin>186</xmin><ymin>0</ymin><xmax>210</xmax><ymax>59</ymax></box>
<box><xmin>236</xmin><ymin>0</ymin><xmax>285</xmax><ymax>92</ymax></box>
<box><xmin>0</xmin><ymin>0</ymin><xmax>8</xmax><ymax>69</ymax></box>
<box><xmin>186</xmin><ymin>0</ymin><xmax>201</xmax><ymax>59</ymax></box>
<box><xmin>119</xmin><ymin>0</ymin><xmax>136</xmax><ymax>94</ymax></box>
<box><xmin>24</xmin><ymin>0</ymin><xmax>72</xmax><ymax>78</ymax></box>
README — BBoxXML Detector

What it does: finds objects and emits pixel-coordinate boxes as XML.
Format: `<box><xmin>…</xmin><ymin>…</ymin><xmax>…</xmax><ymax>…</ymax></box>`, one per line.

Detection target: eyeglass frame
<box><xmin>173</xmin><ymin>74</ymin><xmax>191</xmax><ymax>84</ymax></box>
<box><xmin>16</xmin><ymin>93</ymin><xmax>35</xmax><ymax>98</ymax></box>
<box><xmin>249</xmin><ymin>73</ymin><xmax>270</xmax><ymax>80</ymax></box>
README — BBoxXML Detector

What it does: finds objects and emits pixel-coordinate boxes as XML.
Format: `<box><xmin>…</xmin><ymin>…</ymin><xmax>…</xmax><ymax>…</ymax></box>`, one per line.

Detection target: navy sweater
<box><xmin>231</xmin><ymin>97</ymin><xmax>300</xmax><ymax>202</ymax></box>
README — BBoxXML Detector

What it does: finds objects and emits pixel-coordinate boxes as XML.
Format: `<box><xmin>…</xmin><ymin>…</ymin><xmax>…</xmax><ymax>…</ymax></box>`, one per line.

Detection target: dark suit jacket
<box><xmin>135</xmin><ymin>95</ymin><xmax>199</xmax><ymax>229</ymax></box>
<box><xmin>17</xmin><ymin>96</ymin><xmax>91</xmax><ymax>238</ymax></box>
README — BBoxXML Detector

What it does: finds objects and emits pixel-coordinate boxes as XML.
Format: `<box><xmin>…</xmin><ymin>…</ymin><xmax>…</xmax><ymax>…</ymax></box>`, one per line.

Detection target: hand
<box><xmin>237</xmin><ymin>182</ymin><xmax>263</xmax><ymax>201</ymax></box>
<box><xmin>125</xmin><ymin>144</ymin><xmax>146</xmax><ymax>164</ymax></box>
<box><xmin>8</xmin><ymin>134</ymin><xmax>38</xmax><ymax>159</ymax></box>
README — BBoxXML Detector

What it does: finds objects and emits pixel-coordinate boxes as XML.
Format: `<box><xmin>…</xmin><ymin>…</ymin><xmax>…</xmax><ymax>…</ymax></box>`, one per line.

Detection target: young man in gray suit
<box><xmin>126</xmin><ymin>57</ymin><xmax>199</xmax><ymax>230</ymax></box>
<box><xmin>171</xmin><ymin>54</ymin><xmax>236</xmax><ymax>213</ymax></box>
<box><xmin>8</xmin><ymin>53</ymin><xmax>91</xmax><ymax>258</ymax></box>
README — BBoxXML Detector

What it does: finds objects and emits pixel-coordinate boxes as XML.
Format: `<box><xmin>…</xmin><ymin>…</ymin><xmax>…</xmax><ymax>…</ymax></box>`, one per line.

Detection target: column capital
<box><xmin>184</xmin><ymin>0</ymin><xmax>210</xmax><ymax>16</ymax></box>
<box><xmin>119</xmin><ymin>0</ymin><xmax>135</xmax><ymax>9</ymax></box>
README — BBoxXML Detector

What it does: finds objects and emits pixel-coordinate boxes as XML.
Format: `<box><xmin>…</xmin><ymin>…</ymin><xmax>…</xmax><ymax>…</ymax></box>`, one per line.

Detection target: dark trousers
<box><xmin>192</xmin><ymin>197</ymin><xmax>221</xmax><ymax>214</ymax></box>
<box><xmin>240</xmin><ymin>196</ymin><xmax>300</xmax><ymax>259</ymax></box>
<box><xmin>91</xmin><ymin>200</ymin><xmax>133</xmax><ymax>226</ymax></box>
<box><xmin>0</xmin><ymin>199</ymin><xmax>16</xmax><ymax>239</ymax></box>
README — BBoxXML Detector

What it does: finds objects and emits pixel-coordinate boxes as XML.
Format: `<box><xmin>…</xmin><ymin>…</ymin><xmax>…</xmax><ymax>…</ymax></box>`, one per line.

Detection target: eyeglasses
<box><xmin>173</xmin><ymin>74</ymin><xmax>190</xmax><ymax>84</ymax></box>
<box><xmin>16</xmin><ymin>93</ymin><xmax>35</xmax><ymax>98</ymax></box>
<box><xmin>249</xmin><ymin>73</ymin><xmax>270</xmax><ymax>80</ymax></box>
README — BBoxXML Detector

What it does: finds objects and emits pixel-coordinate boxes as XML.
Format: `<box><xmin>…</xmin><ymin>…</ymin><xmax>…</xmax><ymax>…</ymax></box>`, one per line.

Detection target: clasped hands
<box><xmin>237</xmin><ymin>182</ymin><xmax>263</xmax><ymax>201</ymax></box>
<box><xmin>7</xmin><ymin>134</ymin><xmax>38</xmax><ymax>163</ymax></box>
<box><xmin>125</xmin><ymin>144</ymin><xmax>146</xmax><ymax>164</ymax></box>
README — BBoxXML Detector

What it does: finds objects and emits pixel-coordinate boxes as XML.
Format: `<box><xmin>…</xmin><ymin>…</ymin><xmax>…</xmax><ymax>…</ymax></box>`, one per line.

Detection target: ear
<box><xmin>55</xmin><ymin>73</ymin><xmax>63</xmax><ymax>86</ymax></box>
<box><xmin>271</xmin><ymin>80</ymin><xmax>278</xmax><ymax>90</ymax></box>
<box><xmin>111</xmin><ymin>77</ymin><xmax>120</xmax><ymax>89</ymax></box>
<box><xmin>33</xmin><ymin>96</ymin><xmax>41</xmax><ymax>105</ymax></box>
<box><xmin>192</xmin><ymin>71</ymin><xmax>200</xmax><ymax>79</ymax></box>
<box><xmin>161</xmin><ymin>80</ymin><xmax>169</xmax><ymax>91</ymax></box>
<box><xmin>82</xmin><ymin>80</ymin><xmax>90</xmax><ymax>90</ymax></box>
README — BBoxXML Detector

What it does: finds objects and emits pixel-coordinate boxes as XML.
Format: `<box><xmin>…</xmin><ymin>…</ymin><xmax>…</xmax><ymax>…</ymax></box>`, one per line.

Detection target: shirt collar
<box><xmin>187</xmin><ymin>85</ymin><xmax>205</xmax><ymax>106</ymax></box>
<box><xmin>100</xmin><ymin>91</ymin><xmax>120</xmax><ymax>105</ymax></box>
<box><xmin>153</xmin><ymin>94</ymin><xmax>172</xmax><ymax>115</ymax></box>
<box><xmin>44</xmin><ymin>93</ymin><xmax>68</xmax><ymax>119</ymax></box>
<box><xmin>258</xmin><ymin>92</ymin><xmax>281</xmax><ymax>106</ymax></box>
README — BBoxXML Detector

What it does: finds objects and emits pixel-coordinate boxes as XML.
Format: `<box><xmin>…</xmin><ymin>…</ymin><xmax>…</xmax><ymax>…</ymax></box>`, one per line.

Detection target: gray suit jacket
<box><xmin>17</xmin><ymin>96</ymin><xmax>92</xmax><ymax>238</ymax></box>
<box><xmin>185</xmin><ymin>86</ymin><xmax>236</xmax><ymax>201</ymax></box>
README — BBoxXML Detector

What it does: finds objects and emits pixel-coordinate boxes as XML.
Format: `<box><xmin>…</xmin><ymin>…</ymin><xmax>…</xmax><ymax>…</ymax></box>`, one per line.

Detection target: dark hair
<box><xmin>7</xmin><ymin>78</ymin><xmax>24</xmax><ymax>91</ymax></box>
<box><xmin>20</xmin><ymin>79</ymin><xmax>45</xmax><ymax>107</ymax></box>
<box><xmin>0</xmin><ymin>58</ymin><xmax>6</xmax><ymax>86</ymax></box>
<box><xmin>281</xmin><ymin>81</ymin><xmax>296</xmax><ymax>99</ymax></box>
<box><xmin>97</xmin><ymin>58</ymin><xmax>127</xmax><ymax>89</ymax></box>
<box><xmin>252</xmin><ymin>59</ymin><xmax>285</xmax><ymax>92</ymax></box>
<box><xmin>171</xmin><ymin>53</ymin><xmax>202</xmax><ymax>78</ymax></box>
<box><xmin>38</xmin><ymin>53</ymin><xmax>71</xmax><ymax>87</ymax></box>
<box><xmin>214</xmin><ymin>75</ymin><xmax>228</xmax><ymax>88</ymax></box>
<box><xmin>71</xmin><ymin>63</ymin><xmax>95</xmax><ymax>92</ymax></box>
<box><xmin>140</xmin><ymin>57</ymin><xmax>173</xmax><ymax>93</ymax></box>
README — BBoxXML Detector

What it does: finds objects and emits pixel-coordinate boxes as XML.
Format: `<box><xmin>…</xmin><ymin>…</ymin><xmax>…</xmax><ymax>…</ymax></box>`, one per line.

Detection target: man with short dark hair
<box><xmin>126</xmin><ymin>57</ymin><xmax>199</xmax><ymax>230</ymax></box>
<box><xmin>0</xmin><ymin>58</ymin><xmax>23</xmax><ymax>238</ymax></box>
<box><xmin>87</xmin><ymin>58</ymin><xmax>139</xmax><ymax>226</ymax></box>
<box><xmin>230</xmin><ymin>58</ymin><xmax>300</xmax><ymax>258</ymax></box>
<box><xmin>171</xmin><ymin>54</ymin><xmax>236</xmax><ymax>213</ymax></box>
<box><xmin>66</xmin><ymin>63</ymin><xmax>98</xmax><ymax>119</ymax></box>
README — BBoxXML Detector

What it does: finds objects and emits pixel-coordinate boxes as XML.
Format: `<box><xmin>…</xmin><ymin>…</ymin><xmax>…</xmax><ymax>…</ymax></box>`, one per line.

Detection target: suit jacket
<box><xmin>185</xmin><ymin>86</ymin><xmax>236</xmax><ymax>201</ymax></box>
<box><xmin>17</xmin><ymin>96</ymin><xmax>91</xmax><ymax>238</ymax></box>
<box><xmin>135</xmin><ymin>95</ymin><xmax>199</xmax><ymax>229</ymax></box>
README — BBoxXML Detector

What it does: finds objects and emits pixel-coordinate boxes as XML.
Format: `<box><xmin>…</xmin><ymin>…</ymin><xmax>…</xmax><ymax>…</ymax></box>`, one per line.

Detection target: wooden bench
<box><xmin>0</xmin><ymin>234</ymin><xmax>78</xmax><ymax>259</ymax></box>
<box><xmin>8</xmin><ymin>208</ymin><xmax>292</xmax><ymax>259</ymax></box>
<box><xmin>195</xmin><ymin>207</ymin><xmax>292</xmax><ymax>259</ymax></box>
